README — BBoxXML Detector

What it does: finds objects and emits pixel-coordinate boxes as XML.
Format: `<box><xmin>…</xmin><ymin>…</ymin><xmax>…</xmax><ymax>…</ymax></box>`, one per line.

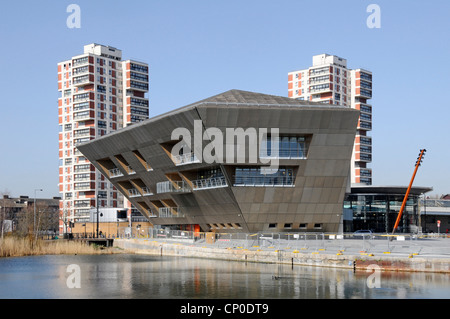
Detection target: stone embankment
<box><xmin>114</xmin><ymin>238</ymin><xmax>450</xmax><ymax>274</ymax></box>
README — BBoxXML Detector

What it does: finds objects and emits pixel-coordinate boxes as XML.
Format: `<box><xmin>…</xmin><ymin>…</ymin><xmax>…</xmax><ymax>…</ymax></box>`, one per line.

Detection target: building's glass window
<box><xmin>234</xmin><ymin>166</ymin><xmax>294</xmax><ymax>187</ymax></box>
<box><xmin>260</xmin><ymin>135</ymin><xmax>308</xmax><ymax>159</ymax></box>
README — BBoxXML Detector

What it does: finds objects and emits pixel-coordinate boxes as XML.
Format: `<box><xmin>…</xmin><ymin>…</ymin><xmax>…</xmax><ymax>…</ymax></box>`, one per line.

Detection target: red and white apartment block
<box><xmin>57</xmin><ymin>44</ymin><xmax>149</xmax><ymax>233</ymax></box>
<box><xmin>288</xmin><ymin>54</ymin><xmax>373</xmax><ymax>185</ymax></box>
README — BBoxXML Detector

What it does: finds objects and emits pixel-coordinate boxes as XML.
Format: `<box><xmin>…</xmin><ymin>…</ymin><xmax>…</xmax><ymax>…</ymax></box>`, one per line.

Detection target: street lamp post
<box><xmin>34</xmin><ymin>189</ymin><xmax>43</xmax><ymax>238</ymax></box>
<box><xmin>96</xmin><ymin>194</ymin><xmax>99</xmax><ymax>238</ymax></box>
<box><xmin>96</xmin><ymin>193</ymin><xmax>106</xmax><ymax>238</ymax></box>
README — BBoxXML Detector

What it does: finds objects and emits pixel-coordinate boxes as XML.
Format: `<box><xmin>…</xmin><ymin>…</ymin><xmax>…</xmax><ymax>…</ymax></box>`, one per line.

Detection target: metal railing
<box><xmin>158</xmin><ymin>207</ymin><xmax>185</xmax><ymax>218</ymax></box>
<box><xmin>156</xmin><ymin>181</ymin><xmax>191</xmax><ymax>193</ymax></box>
<box><xmin>128</xmin><ymin>188</ymin><xmax>140</xmax><ymax>197</ymax></box>
<box><xmin>115</xmin><ymin>228</ymin><xmax>450</xmax><ymax>257</ymax></box>
<box><xmin>192</xmin><ymin>176</ymin><xmax>227</xmax><ymax>190</ymax></box>
<box><xmin>171</xmin><ymin>152</ymin><xmax>200</xmax><ymax>166</ymax></box>
<box><xmin>109</xmin><ymin>167</ymin><xmax>123</xmax><ymax>177</ymax></box>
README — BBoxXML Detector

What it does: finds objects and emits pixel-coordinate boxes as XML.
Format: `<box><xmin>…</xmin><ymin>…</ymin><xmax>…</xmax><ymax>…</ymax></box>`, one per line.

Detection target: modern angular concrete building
<box><xmin>77</xmin><ymin>90</ymin><xmax>359</xmax><ymax>233</ymax></box>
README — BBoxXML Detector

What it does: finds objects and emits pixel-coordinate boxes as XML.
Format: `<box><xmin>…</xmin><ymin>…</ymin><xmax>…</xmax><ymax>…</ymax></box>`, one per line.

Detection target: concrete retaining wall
<box><xmin>114</xmin><ymin>239</ymin><xmax>450</xmax><ymax>273</ymax></box>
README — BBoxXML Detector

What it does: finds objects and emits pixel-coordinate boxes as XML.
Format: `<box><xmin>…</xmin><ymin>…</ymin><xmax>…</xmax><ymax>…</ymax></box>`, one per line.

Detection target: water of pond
<box><xmin>0</xmin><ymin>254</ymin><xmax>449</xmax><ymax>299</ymax></box>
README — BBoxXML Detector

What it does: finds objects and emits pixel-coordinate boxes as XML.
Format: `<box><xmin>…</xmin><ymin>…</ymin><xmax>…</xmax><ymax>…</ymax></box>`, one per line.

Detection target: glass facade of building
<box><xmin>343</xmin><ymin>186</ymin><xmax>431</xmax><ymax>233</ymax></box>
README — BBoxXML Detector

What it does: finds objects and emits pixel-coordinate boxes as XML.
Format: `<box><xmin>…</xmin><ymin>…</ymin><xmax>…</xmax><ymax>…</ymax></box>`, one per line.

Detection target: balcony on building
<box><xmin>73</xmin><ymin>93</ymin><xmax>91</xmax><ymax>103</ymax></box>
<box><xmin>74</xmin><ymin>173</ymin><xmax>92</xmax><ymax>182</ymax></box>
<box><xmin>359</xmin><ymin>112</ymin><xmax>372</xmax><ymax>124</ymax></box>
<box><xmin>308</xmin><ymin>74</ymin><xmax>330</xmax><ymax>85</ymax></box>
<box><xmin>129</xmin><ymin>62</ymin><xmax>149</xmax><ymax>74</ymax></box>
<box><xmin>172</xmin><ymin>152</ymin><xmax>200</xmax><ymax>166</ymax></box>
<box><xmin>72</xmin><ymin>65</ymin><xmax>89</xmax><ymax>76</ymax></box>
<box><xmin>72</xmin><ymin>56</ymin><xmax>89</xmax><ymax>67</ymax></box>
<box><xmin>179</xmin><ymin>167</ymin><xmax>227</xmax><ymax>191</ymax></box>
<box><xmin>109</xmin><ymin>167</ymin><xmax>124</xmax><ymax>178</ymax></box>
<box><xmin>309</xmin><ymin>66</ymin><xmax>330</xmax><ymax>76</ymax></box>
<box><xmin>358</xmin><ymin>120</ymin><xmax>372</xmax><ymax>131</ymax></box>
<box><xmin>359</xmin><ymin>136</ymin><xmax>372</xmax><ymax>146</ymax></box>
<box><xmin>74</xmin><ymin>164</ymin><xmax>93</xmax><ymax>173</ymax></box>
<box><xmin>142</xmin><ymin>186</ymin><xmax>153</xmax><ymax>196</ymax></box>
<box><xmin>358</xmin><ymin>88</ymin><xmax>372</xmax><ymax>99</ymax></box>
<box><xmin>356</xmin><ymin>153</ymin><xmax>372</xmax><ymax>162</ymax></box>
<box><xmin>158</xmin><ymin>207</ymin><xmax>185</xmax><ymax>218</ymax></box>
<box><xmin>358</xmin><ymin>103</ymin><xmax>372</xmax><ymax>114</ymax></box>
<box><xmin>74</xmin><ymin>137</ymin><xmax>91</xmax><ymax>146</ymax></box>
<box><xmin>360</xmin><ymin>71</ymin><xmax>372</xmax><ymax>82</ymax></box>
<box><xmin>360</xmin><ymin>168</ymin><xmax>372</xmax><ymax>178</ymax></box>
<box><xmin>309</xmin><ymin>83</ymin><xmax>331</xmax><ymax>94</ymax></box>
<box><xmin>73</xmin><ymin>75</ymin><xmax>93</xmax><ymax>87</ymax></box>
<box><xmin>191</xmin><ymin>176</ymin><xmax>228</xmax><ymax>190</ymax></box>
<box><xmin>161</xmin><ymin>141</ymin><xmax>200</xmax><ymax>166</ymax></box>
<box><xmin>73</xmin><ymin>110</ymin><xmax>94</xmax><ymax>122</ymax></box>
<box><xmin>74</xmin><ymin>182</ymin><xmax>94</xmax><ymax>191</ymax></box>
<box><xmin>130</xmin><ymin>80</ymin><xmax>149</xmax><ymax>91</ymax></box>
<box><xmin>156</xmin><ymin>180</ymin><xmax>191</xmax><ymax>194</ymax></box>
<box><xmin>128</xmin><ymin>188</ymin><xmax>141</xmax><ymax>198</ymax></box>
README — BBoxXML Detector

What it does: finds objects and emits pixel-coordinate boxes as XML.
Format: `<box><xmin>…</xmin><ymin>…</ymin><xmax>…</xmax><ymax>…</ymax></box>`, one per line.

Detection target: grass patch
<box><xmin>0</xmin><ymin>236</ymin><xmax>120</xmax><ymax>257</ymax></box>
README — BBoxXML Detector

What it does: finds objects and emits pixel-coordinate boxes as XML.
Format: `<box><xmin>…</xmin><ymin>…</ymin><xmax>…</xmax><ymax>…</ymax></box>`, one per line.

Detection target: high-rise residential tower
<box><xmin>57</xmin><ymin>44</ymin><xmax>149</xmax><ymax>233</ymax></box>
<box><xmin>288</xmin><ymin>54</ymin><xmax>373</xmax><ymax>185</ymax></box>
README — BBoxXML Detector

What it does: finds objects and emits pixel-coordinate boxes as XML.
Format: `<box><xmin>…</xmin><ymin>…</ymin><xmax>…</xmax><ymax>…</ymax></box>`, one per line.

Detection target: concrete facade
<box><xmin>77</xmin><ymin>90</ymin><xmax>359</xmax><ymax>233</ymax></box>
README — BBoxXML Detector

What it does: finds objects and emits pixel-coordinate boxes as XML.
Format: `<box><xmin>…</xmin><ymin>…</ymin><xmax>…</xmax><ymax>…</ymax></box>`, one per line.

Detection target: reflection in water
<box><xmin>0</xmin><ymin>254</ymin><xmax>449</xmax><ymax>299</ymax></box>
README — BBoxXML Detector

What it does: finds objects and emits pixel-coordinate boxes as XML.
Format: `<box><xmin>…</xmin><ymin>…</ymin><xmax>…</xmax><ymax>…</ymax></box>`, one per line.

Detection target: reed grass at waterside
<box><xmin>0</xmin><ymin>236</ymin><xmax>118</xmax><ymax>257</ymax></box>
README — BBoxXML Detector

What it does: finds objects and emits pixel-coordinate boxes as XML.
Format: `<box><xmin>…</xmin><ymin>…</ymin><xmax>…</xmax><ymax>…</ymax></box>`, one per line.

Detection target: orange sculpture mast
<box><xmin>392</xmin><ymin>149</ymin><xmax>426</xmax><ymax>236</ymax></box>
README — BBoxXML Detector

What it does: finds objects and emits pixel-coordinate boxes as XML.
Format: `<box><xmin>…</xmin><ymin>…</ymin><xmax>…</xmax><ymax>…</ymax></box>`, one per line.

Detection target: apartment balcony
<box><xmin>74</xmin><ymin>129</ymin><xmax>93</xmax><ymax>138</ymax></box>
<box><xmin>309</xmin><ymin>67</ymin><xmax>330</xmax><ymax>76</ymax></box>
<box><xmin>359</xmin><ymin>136</ymin><xmax>372</xmax><ymax>146</ymax></box>
<box><xmin>172</xmin><ymin>152</ymin><xmax>200</xmax><ymax>166</ymax></box>
<box><xmin>109</xmin><ymin>167</ymin><xmax>124</xmax><ymax>178</ymax></box>
<box><xmin>74</xmin><ymin>200</ymin><xmax>91</xmax><ymax>208</ymax></box>
<box><xmin>191</xmin><ymin>176</ymin><xmax>228</xmax><ymax>190</ymax></box>
<box><xmin>357</xmin><ymin>88</ymin><xmax>372</xmax><ymax>99</ymax></box>
<box><xmin>128</xmin><ymin>188</ymin><xmax>141</xmax><ymax>198</ymax></box>
<box><xmin>360</xmin><ymin>72</ymin><xmax>372</xmax><ymax>82</ymax></box>
<box><xmin>358</xmin><ymin>120</ymin><xmax>372</xmax><ymax>131</ymax></box>
<box><xmin>142</xmin><ymin>187</ymin><xmax>153</xmax><ymax>196</ymax></box>
<box><xmin>74</xmin><ymin>165</ymin><xmax>92</xmax><ymax>173</ymax></box>
<box><xmin>72</xmin><ymin>56</ymin><xmax>89</xmax><ymax>67</ymax></box>
<box><xmin>130</xmin><ymin>81</ymin><xmax>149</xmax><ymax>91</ymax></box>
<box><xmin>146</xmin><ymin>210</ymin><xmax>158</xmax><ymax>218</ymax></box>
<box><xmin>356</xmin><ymin>153</ymin><xmax>372</xmax><ymax>163</ymax></box>
<box><xmin>309</xmin><ymin>84</ymin><xmax>331</xmax><ymax>94</ymax></box>
<box><xmin>73</xmin><ymin>93</ymin><xmax>91</xmax><ymax>103</ymax></box>
<box><xmin>74</xmin><ymin>183</ymin><xmax>94</xmax><ymax>191</ymax></box>
<box><xmin>156</xmin><ymin>181</ymin><xmax>191</xmax><ymax>194</ymax></box>
<box><xmin>360</xmin><ymin>168</ymin><xmax>372</xmax><ymax>178</ymax></box>
<box><xmin>127</xmin><ymin>166</ymin><xmax>136</xmax><ymax>175</ymax></box>
<box><xmin>73</xmin><ymin>137</ymin><xmax>91</xmax><ymax>146</ymax></box>
<box><xmin>130</xmin><ymin>63</ymin><xmax>149</xmax><ymax>74</ymax></box>
<box><xmin>73</xmin><ymin>111</ymin><xmax>94</xmax><ymax>122</ymax></box>
<box><xmin>158</xmin><ymin>207</ymin><xmax>185</xmax><ymax>218</ymax></box>
<box><xmin>358</xmin><ymin>103</ymin><xmax>372</xmax><ymax>114</ymax></box>
<box><xmin>73</xmin><ymin>75</ymin><xmax>93</xmax><ymax>87</ymax></box>
<box><xmin>72</xmin><ymin>66</ymin><xmax>89</xmax><ymax>76</ymax></box>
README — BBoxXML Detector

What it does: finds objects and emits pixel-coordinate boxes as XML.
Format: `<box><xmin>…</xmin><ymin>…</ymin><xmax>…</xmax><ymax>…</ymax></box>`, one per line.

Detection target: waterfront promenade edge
<box><xmin>114</xmin><ymin>237</ymin><xmax>450</xmax><ymax>274</ymax></box>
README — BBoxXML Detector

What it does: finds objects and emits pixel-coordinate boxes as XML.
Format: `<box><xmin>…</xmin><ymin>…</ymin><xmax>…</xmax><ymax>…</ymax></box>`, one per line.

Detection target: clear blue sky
<box><xmin>0</xmin><ymin>0</ymin><xmax>449</xmax><ymax>198</ymax></box>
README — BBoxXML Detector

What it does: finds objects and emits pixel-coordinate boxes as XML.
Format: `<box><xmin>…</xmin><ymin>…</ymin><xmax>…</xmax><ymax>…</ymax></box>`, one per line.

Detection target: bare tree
<box><xmin>0</xmin><ymin>189</ymin><xmax>11</xmax><ymax>239</ymax></box>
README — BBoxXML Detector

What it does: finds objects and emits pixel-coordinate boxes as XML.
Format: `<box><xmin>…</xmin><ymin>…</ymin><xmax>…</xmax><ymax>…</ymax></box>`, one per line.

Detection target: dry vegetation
<box><xmin>0</xmin><ymin>236</ymin><xmax>120</xmax><ymax>257</ymax></box>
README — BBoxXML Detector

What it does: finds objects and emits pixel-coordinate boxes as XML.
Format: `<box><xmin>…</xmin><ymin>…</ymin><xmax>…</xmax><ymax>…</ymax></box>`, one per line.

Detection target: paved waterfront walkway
<box><xmin>115</xmin><ymin>235</ymin><xmax>450</xmax><ymax>273</ymax></box>
<box><xmin>128</xmin><ymin>235</ymin><xmax>450</xmax><ymax>260</ymax></box>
